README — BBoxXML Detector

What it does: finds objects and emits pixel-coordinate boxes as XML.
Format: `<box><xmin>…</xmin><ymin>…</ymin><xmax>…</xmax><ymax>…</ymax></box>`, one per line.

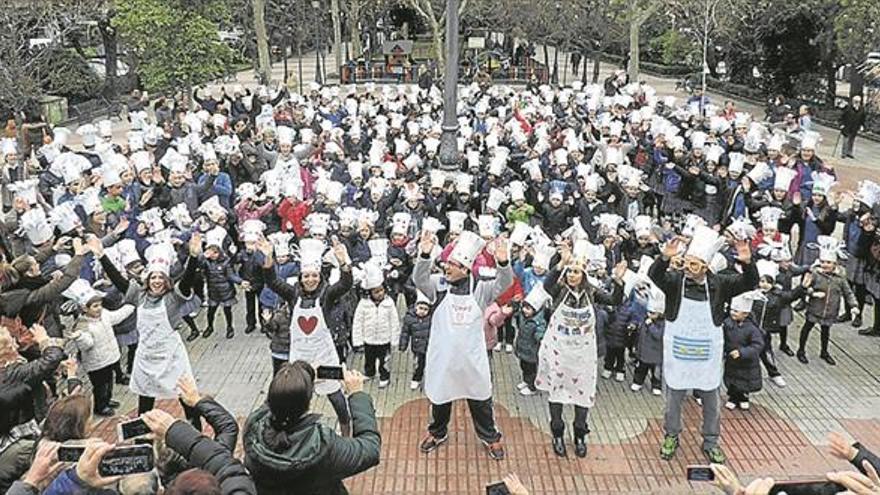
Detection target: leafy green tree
<box><xmin>112</xmin><ymin>0</ymin><xmax>235</xmax><ymax>91</ymax></box>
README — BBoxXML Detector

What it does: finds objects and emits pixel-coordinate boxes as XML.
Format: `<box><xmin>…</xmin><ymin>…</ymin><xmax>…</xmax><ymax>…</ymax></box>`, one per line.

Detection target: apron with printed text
<box><xmin>663</xmin><ymin>282</ymin><xmax>723</xmax><ymax>391</ymax></box>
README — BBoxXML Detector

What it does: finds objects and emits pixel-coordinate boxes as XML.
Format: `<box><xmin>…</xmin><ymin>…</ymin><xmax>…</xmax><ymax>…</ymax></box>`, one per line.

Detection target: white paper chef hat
<box><xmin>447</xmin><ymin>211</ymin><xmax>468</xmax><ymax>234</ymax></box>
<box><xmin>727</xmin><ymin>152</ymin><xmax>745</xmax><ymax>175</ymax></box>
<box><xmin>855</xmin><ymin>180</ymin><xmax>880</xmax><ymax>207</ymax></box>
<box><xmin>800</xmin><ymin>131</ymin><xmax>820</xmax><ymax>150</ymax></box>
<box><xmin>508</xmin><ymin>181</ymin><xmax>526</xmax><ymax>202</ymax></box>
<box><xmin>759</xmin><ymin>206</ymin><xmax>784</xmax><ymax>230</ymax></box>
<box><xmin>532</xmin><ymin>244</ymin><xmax>557</xmax><ymax>271</ymax></box>
<box><xmin>477</xmin><ymin>215</ymin><xmax>499</xmax><ymax>238</ymax></box>
<box><xmin>77</xmin><ymin>187</ymin><xmax>103</xmax><ymax>216</ymax></box>
<box><xmin>240</xmin><ymin>219</ymin><xmax>266</xmax><ymax>243</ymax></box>
<box><xmin>20</xmin><ymin>208</ymin><xmax>54</xmax><ymax>245</ymax></box>
<box><xmin>448</xmin><ymin>231</ymin><xmax>485</xmax><ymax>268</ymax></box>
<box><xmin>8</xmin><ymin>179</ymin><xmax>39</xmax><ymax>205</ymax></box>
<box><xmin>523</xmin><ymin>285</ymin><xmax>552</xmax><ymax>311</ymax></box>
<box><xmin>77</xmin><ymin>124</ymin><xmax>98</xmax><ymax>147</ymax></box>
<box><xmin>811</xmin><ymin>171</ymin><xmax>837</xmax><ymax>196</ymax></box>
<box><xmin>685</xmin><ymin>225</ymin><xmax>726</xmax><ymax>263</ymax></box>
<box><xmin>298</xmin><ymin>238</ymin><xmax>325</xmax><ymax>272</ymax></box>
<box><xmin>632</xmin><ymin>215</ymin><xmax>654</xmax><ymax>237</ymax></box>
<box><xmin>726</xmin><ymin>217</ymin><xmax>757</xmax><ymax>241</ymax></box>
<box><xmin>595</xmin><ymin>213</ymin><xmax>624</xmax><ymax>238</ymax></box>
<box><xmin>746</xmin><ymin>162</ymin><xmax>772</xmax><ymax>185</ymax></box>
<box><xmin>681</xmin><ymin>214</ymin><xmax>707</xmax><ymax>238</ymax></box>
<box><xmin>63</xmin><ymin>279</ymin><xmax>105</xmax><ymax>307</ymax></box>
<box><xmin>360</xmin><ymin>261</ymin><xmax>385</xmax><ymax>290</ymax></box>
<box><xmin>486</xmin><ymin>188</ymin><xmax>507</xmax><ymax>212</ymax></box>
<box><xmin>144</xmin><ymin>242</ymin><xmax>175</xmax><ymax>275</ymax></box>
<box><xmin>49</xmin><ymin>202</ymin><xmax>81</xmax><ymax>234</ymax></box>
<box><xmin>509</xmin><ymin>223</ymin><xmax>532</xmax><ymax>247</ymax></box>
<box><xmin>1</xmin><ymin>139</ymin><xmax>17</xmax><ymax>156</ymax></box>
<box><xmin>114</xmin><ymin>239</ymin><xmax>141</xmax><ymax>268</ymax></box>
<box><xmin>647</xmin><ymin>283</ymin><xmax>666</xmax><ymax>313</ymax></box>
<box><xmin>131</xmin><ymin>151</ymin><xmax>153</xmax><ymax>173</ymax></box>
<box><xmin>813</xmin><ymin>235</ymin><xmax>846</xmax><ymax>262</ymax></box>
<box><xmin>391</xmin><ymin>212</ymin><xmax>412</xmax><ymax>236</ymax></box>
<box><xmin>756</xmin><ymin>259</ymin><xmax>779</xmax><ymax>280</ymax></box>
<box><xmin>774</xmin><ymin>167</ymin><xmax>797</xmax><ymax>191</ymax></box>
<box><xmin>730</xmin><ymin>289</ymin><xmax>766</xmax><ymax>313</ymax></box>
<box><xmin>456</xmin><ymin>173</ymin><xmax>473</xmax><ymax>194</ymax></box>
<box><xmin>307</xmin><ymin>212</ymin><xmax>331</xmax><ymax>237</ymax></box>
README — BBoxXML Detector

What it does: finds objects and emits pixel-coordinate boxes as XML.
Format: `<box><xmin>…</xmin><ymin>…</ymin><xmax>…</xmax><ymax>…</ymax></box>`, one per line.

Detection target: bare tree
<box><xmin>404</xmin><ymin>0</ymin><xmax>471</xmax><ymax>69</ymax></box>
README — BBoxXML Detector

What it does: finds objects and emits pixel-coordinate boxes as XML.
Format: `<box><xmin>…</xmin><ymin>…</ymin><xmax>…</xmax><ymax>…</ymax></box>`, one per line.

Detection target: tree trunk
<box><xmin>330</xmin><ymin>0</ymin><xmax>343</xmax><ymax>77</ymax></box>
<box><xmin>431</xmin><ymin>20</ymin><xmax>445</xmax><ymax>71</ymax></box>
<box><xmin>850</xmin><ymin>69</ymin><xmax>864</xmax><ymax>98</ymax></box>
<box><xmin>592</xmin><ymin>51</ymin><xmax>601</xmax><ymax>83</ymax></box>
<box><xmin>350</xmin><ymin>0</ymin><xmax>361</xmax><ymax>58</ymax></box>
<box><xmin>543</xmin><ymin>44</ymin><xmax>549</xmax><ymax>69</ymax></box>
<box><xmin>253</xmin><ymin>0</ymin><xmax>272</xmax><ymax>84</ymax></box>
<box><xmin>628</xmin><ymin>18</ymin><xmax>640</xmax><ymax>82</ymax></box>
<box><xmin>98</xmin><ymin>18</ymin><xmax>119</xmax><ymax>99</ymax></box>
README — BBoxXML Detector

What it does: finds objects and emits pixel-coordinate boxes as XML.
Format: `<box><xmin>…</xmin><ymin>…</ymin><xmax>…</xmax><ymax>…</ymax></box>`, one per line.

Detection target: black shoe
<box><xmin>858</xmin><ymin>328</ymin><xmax>880</xmax><ymax>336</ymax></box>
<box><xmin>245</xmin><ymin>325</ymin><xmax>256</xmax><ymax>334</ymax></box>
<box><xmin>552</xmin><ymin>436</ymin><xmax>567</xmax><ymax>457</ymax></box>
<box><xmin>186</xmin><ymin>329</ymin><xmax>201</xmax><ymax>342</ymax></box>
<box><xmin>851</xmin><ymin>316</ymin><xmax>863</xmax><ymax>329</ymax></box>
<box><xmin>797</xmin><ymin>352</ymin><xmax>809</xmax><ymax>364</ymax></box>
<box><xmin>419</xmin><ymin>433</ymin><xmax>448</xmax><ymax>453</ymax></box>
<box><xmin>115</xmin><ymin>373</ymin><xmax>130</xmax><ymax>385</ymax></box>
<box><xmin>95</xmin><ymin>407</ymin><xmax>116</xmax><ymax>417</ymax></box>
<box><xmin>108</xmin><ymin>400</ymin><xmax>120</xmax><ymax>408</ymax></box>
<box><xmin>779</xmin><ymin>346</ymin><xmax>795</xmax><ymax>357</ymax></box>
<box><xmin>484</xmin><ymin>440</ymin><xmax>506</xmax><ymax>461</ymax></box>
<box><xmin>837</xmin><ymin>313</ymin><xmax>851</xmax><ymax>323</ymax></box>
<box><xmin>820</xmin><ymin>354</ymin><xmax>836</xmax><ymax>366</ymax></box>
<box><xmin>574</xmin><ymin>436</ymin><xmax>587</xmax><ymax>458</ymax></box>
<box><xmin>226</xmin><ymin>328</ymin><xmax>235</xmax><ymax>339</ymax></box>
<box><xmin>202</xmin><ymin>327</ymin><xmax>214</xmax><ymax>338</ymax></box>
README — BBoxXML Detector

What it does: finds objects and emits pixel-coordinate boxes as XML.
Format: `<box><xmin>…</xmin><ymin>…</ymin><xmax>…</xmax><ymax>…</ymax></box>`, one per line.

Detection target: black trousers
<box><xmin>497</xmin><ymin>318</ymin><xmax>515</xmax><ymax>345</ymax></box>
<box><xmin>549</xmin><ymin>402</ymin><xmax>589</xmax><ymax>438</ymax></box>
<box><xmin>604</xmin><ymin>346</ymin><xmax>626</xmax><ymax>373</ymax></box>
<box><xmin>412</xmin><ymin>352</ymin><xmax>426</xmax><ymax>382</ymax></box>
<box><xmin>727</xmin><ymin>386</ymin><xmax>749</xmax><ymax>403</ymax></box>
<box><xmin>759</xmin><ymin>331</ymin><xmax>781</xmax><ymax>377</ymax></box>
<box><xmin>88</xmin><ymin>364</ymin><xmax>115</xmax><ymax>411</ymax></box>
<box><xmin>207</xmin><ymin>305</ymin><xmax>234</xmax><ymax>331</ymax></box>
<box><xmin>798</xmin><ymin>321</ymin><xmax>831</xmax><ymax>355</ymax></box>
<box><xmin>244</xmin><ymin>288</ymin><xmax>261</xmax><ymax>329</ymax></box>
<box><xmin>364</xmin><ymin>343</ymin><xmax>390</xmax><ymax>380</ymax></box>
<box><xmin>519</xmin><ymin>360</ymin><xmax>537</xmax><ymax>389</ymax></box>
<box><xmin>428</xmin><ymin>397</ymin><xmax>501</xmax><ymax>444</ymax></box>
<box><xmin>138</xmin><ymin>396</ymin><xmax>202</xmax><ymax>430</ymax></box>
<box><xmin>632</xmin><ymin>361</ymin><xmax>661</xmax><ymax>389</ymax></box>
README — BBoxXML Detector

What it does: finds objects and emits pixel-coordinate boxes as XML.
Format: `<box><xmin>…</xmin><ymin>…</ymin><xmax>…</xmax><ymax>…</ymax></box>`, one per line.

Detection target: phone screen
<box><xmin>316</xmin><ymin>365</ymin><xmax>344</xmax><ymax>380</ymax></box>
<box><xmin>485</xmin><ymin>481</ymin><xmax>511</xmax><ymax>495</ymax></box>
<box><xmin>768</xmin><ymin>481</ymin><xmax>846</xmax><ymax>495</ymax></box>
<box><xmin>99</xmin><ymin>445</ymin><xmax>155</xmax><ymax>477</ymax></box>
<box><xmin>57</xmin><ymin>445</ymin><xmax>86</xmax><ymax>462</ymax></box>
<box><xmin>686</xmin><ymin>465</ymin><xmax>715</xmax><ymax>482</ymax></box>
<box><xmin>118</xmin><ymin>417</ymin><xmax>151</xmax><ymax>441</ymax></box>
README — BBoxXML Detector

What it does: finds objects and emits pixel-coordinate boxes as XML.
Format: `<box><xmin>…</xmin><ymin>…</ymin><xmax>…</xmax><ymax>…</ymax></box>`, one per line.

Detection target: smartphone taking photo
<box><xmin>317</xmin><ymin>365</ymin><xmax>345</xmax><ymax>380</ymax></box>
<box><xmin>686</xmin><ymin>465</ymin><xmax>715</xmax><ymax>482</ymax></box>
<box><xmin>117</xmin><ymin>417</ymin><xmax>151</xmax><ymax>441</ymax></box>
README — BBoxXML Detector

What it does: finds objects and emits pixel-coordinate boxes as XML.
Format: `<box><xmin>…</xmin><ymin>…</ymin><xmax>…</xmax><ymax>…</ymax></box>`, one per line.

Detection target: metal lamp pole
<box><xmin>313</xmin><ymin>0</ymin><xmax>322</xmax><ymax>84</ymax></box>
<box><xmin>438</xmin><ymin>0</ymin><xmax>461</xmax><ymax>171</ymax></box>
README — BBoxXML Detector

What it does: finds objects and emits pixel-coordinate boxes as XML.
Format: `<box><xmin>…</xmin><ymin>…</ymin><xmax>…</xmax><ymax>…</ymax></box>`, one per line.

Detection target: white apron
<box><xmin>289</xmin><ymin>297</ymin><xmax>341</xmax><ymax>396</ymax></box>
<box><xmin>536</xmin><ymin>292</ymin><xmax>598</xmax><ymax>408</ymax></box>
<box><xmin>423</xmin><ymin>285</ymin><xmax>492</xmax><ymax>404</ymax></box>
<box><xmin>130</xmin><ymin>299</ymin><xmax>194</xmax><ymax>399</ymax></box>
<box><xmin>662</xmin><ymin>282</ymin><xmax>723</xmax><ymax>391</ymax></box>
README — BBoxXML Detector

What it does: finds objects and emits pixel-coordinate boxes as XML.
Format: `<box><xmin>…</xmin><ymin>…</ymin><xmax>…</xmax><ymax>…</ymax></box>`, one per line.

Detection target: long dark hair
<box><xmin>263</xmin><ymin>360</ymin><xmax>315</xmax><ymax>451</ymax></box>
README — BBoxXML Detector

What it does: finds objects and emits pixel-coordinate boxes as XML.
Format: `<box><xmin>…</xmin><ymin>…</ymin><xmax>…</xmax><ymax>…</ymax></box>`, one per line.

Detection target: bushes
<box><xmin>34</xmin><ymin>48</ymin><xmax>102</xmax><ymax>104</ymax></box>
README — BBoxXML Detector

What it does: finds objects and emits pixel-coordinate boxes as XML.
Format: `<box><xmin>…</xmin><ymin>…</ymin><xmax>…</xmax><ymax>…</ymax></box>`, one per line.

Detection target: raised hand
<box><xmin>661</xmin><ymin>237</ymin><xmax>682</xmax><ymax>259</ymax></box>
<box><xmin>419</xmin><ymin>229</ymin><xmax>436</xmax><ymax>256</ymax></box>
<box><xmin>734</xmin><ymin>239</ymin><xmax>752</xmax><ymax>264</ymax></box>
<box><xmin>189</xmin><ymin>233</ymin><xmax>202</xmax><ymax>257</ymax></box>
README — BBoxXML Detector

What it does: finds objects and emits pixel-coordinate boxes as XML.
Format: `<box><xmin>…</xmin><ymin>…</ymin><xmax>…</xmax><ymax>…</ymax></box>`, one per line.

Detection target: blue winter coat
<box><xmin>514</xmin><ymin>310</ymin><xmax>546</xmax><ymax>363</ymax></box>
<box><xmin>722</xmin><ymin>316</ymin><xmax>764</xmax><ymax>393</ymax></box>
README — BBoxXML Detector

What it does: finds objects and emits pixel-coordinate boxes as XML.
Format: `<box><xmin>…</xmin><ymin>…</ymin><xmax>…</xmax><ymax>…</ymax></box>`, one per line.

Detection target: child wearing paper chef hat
<box><xmin>722</xmin><ymin>289</ymin><xmax>767</xmax><ymax>411</ymax></box>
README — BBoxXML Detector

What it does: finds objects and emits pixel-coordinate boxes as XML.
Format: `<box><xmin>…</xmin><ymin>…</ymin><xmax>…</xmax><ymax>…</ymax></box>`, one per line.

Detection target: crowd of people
<box><xmin>1</xmin><ymin>73</ymin><xmax>880</xmax><ymax>494</ymax></box>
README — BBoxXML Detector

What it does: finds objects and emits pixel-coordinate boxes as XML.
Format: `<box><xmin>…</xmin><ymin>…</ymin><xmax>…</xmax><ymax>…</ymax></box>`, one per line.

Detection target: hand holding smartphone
<box><xmin>57</xmin><ymin>443</ymin><xmax>155</xmax><ymax>477</ymax></box>
<box><xmin>317</xmin><ymin>365</ymin><xmax>345</xmax><ymax>380</ymax></box>
<box><xmin>117</xmin><ymin>417</ymin><xmax>151</xmax><ymax>441</ymax></box>
<box><xmin>686</xmin><ymin>465</ymin><xmax>715</xmax><ymax>482</ymax></box>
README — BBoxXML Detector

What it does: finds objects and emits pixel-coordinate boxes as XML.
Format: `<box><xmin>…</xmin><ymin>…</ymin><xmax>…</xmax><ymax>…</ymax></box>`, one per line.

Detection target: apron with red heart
<box><xmin>289</xmin><ymin>296</ymin><xmax>341</xmax><ymax>396</ymax></box>
<box><xmin>535</xmin><ymin>291</ymin><xmax>598</xmax><ymax>409</ymax></box>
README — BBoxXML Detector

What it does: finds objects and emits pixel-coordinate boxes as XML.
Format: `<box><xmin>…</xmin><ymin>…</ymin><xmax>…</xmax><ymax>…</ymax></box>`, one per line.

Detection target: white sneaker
<box><xmin>379</xmin><ymin>379</ymin><xmax>389</xmax><ymax>388</ymax></box>
<box><xmin>519</xmin><ymin>386</ymin><xmax>535</xmax><ymax>396</ymax></box>
<box><xmin>771</xmin><ymin>375</ymin><xmax>787</xmax><ymax>388</ymax></box>
<box><xmin>724</xmin><ymin>401</ymin><xmax>737</xmax><ymax>410</ymax></box>
<box><xmin>493</xmin><ymin>343</ymin><xmax>502</xmax><ymax>352</ymax></box>
<box><xmin>651</xmin><ymin>388</ymin><xmax>662</xmax><ymax>396</ymax></box>
<box><xmin>516</xmin><ymin>381</ymin><xmax>528</xmax><ymax>390</ymax></box>
<box><xmin>505</xmin><ymin>344</ymin><xmax>514</xmax><ymax>353</ymax></box>
<box><xmin>695</xmin><ymin>397</ymin><xmax>703</xmax><ymax>407</ymax></box>
<box><xmin>630</xmin><ymin>383</ymin><xmax>642</xmax><ymax>392</ymax></box>
<box><xmin>601</xmin><ymin>370</ymin><xmax>612</xmax><ymax>379</ymax></box>
<box><xmin>615</xmin><ymin>372</ymin><xmax>625</xmax><ymax>382</ymax></box>
<box><xmin>410</xmin><ymin>380</ymin><xmax>420</xmax><ymax>390</ymax></box>
<box><xmin>739</xmin><ymin>402</ymin><xmax>750</xmax><ymax>410</ymax></box>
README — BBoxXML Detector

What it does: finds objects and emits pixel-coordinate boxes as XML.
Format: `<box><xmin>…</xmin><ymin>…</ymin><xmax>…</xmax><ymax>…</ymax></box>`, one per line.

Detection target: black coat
<box><xmin>201</xmin><ymin>256</ymin><xmax>240</xmax><ymax>304</ymax></box>
<box><xmin>0</xmin><ymin>345</ymin><xmax>64</xmax><ymax>432</ymax></box>
<box><xmin>399</xmin><ymin>308</ymin><xmax>431</xmax><ymax>354</ymax></box>
<box><xmin>165</xmin><ymin>420</ymin><xmax>257</xmax><ymax>495</ymax></box>
<box><xmin>752</xmin><ymin>286</ymin><xmax>805</xmax><ymax>332</ymax></box>
<box><xmin>722</xmin><ymin>316</ymin><xmax>764</xmax><ymax>393</ymax></box>
<box><xmin>840</xmin><ymin>104</ymin><xmax>867</xmax><ymax>136</ymax></box>
<box><xmin>243</xmin><ymin>392</ymin><xmax>381</xmax><ymax>495</ymax></box>
<box><xmin>648</xmin><ymin>256</ymin><xmax>759</xmax><ymax>326</ymax></box>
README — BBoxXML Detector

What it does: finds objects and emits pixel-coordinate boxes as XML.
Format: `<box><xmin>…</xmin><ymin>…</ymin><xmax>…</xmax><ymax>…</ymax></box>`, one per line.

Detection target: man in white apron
<box><xmin>413</xmin><ymin>230</ymin><xmax>513</xmax><ymax>460</ymax></box>
<box><xmin>647</xmin><ymin>225</ymin><xmax>758</xmax><ymax>464</ymax></box>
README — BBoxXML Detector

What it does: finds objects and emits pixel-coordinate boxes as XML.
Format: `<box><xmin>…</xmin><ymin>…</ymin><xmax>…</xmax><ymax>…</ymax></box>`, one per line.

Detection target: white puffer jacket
<box><xmin>70</xmin><ymin>305</ymin><xmax>135</xmax><ymax>372</ymax></box>
<box><xmin>352</xmin><ymin>296</ymin><xmax>400</xmax><ymax>347</ymax></box>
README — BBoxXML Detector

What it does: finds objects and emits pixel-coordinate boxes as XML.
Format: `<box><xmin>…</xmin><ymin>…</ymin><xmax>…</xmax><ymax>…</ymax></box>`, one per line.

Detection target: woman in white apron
<box><xmin>94</xmin><ymin>236</ymin><xmax>201</xmax><ymax>428</ymax></box>
<box><xmin>259</xmin><ymin>237</ymin><xmax>354</xmax><ymax>434</ymax></box>
<box><xmin>412</xmin><ymin>231</ymin><xmax>513</xmax><ymax>461</ymax></box>
<box><xmin>536</xmin><ymin>245</ymin><xmax>626</xmax><ymax>458</ymax></box>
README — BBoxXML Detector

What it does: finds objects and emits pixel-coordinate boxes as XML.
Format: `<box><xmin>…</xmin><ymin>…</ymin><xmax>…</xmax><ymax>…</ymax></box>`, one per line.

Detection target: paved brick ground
<box><xmin>85</xmin><ymin>299</ymin><xmax>880</xmax><ymax>494</ymax></box>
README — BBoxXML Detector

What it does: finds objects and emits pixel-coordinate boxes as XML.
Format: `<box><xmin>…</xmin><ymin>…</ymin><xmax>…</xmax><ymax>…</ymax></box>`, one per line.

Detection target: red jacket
<box><xmin>277</xmin><ymin>198</ymin><xmax>310</xmax><ymax>237</ymax></box>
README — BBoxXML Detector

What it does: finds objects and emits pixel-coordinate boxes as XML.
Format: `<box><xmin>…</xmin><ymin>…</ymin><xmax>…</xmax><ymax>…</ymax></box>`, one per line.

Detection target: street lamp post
<box><xmin>438</xmin><ymin>0</ymin><xmax>461</xmax><ymax>171</ymax></box>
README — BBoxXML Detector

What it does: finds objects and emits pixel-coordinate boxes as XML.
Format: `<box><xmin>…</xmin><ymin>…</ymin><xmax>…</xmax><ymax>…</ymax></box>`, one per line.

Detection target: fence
<box><xmin>339</xmin><ymin>61</ymin><xmax>550</xmax><ymax>85</ymax></box>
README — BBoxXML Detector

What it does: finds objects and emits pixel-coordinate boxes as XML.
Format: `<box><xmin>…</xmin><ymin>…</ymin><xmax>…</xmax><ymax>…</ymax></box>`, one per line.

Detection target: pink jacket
<box><xmin>483</xmin><ymin>302</ymin><xmax>510</xmax><ymax>350</ymax></box>
<box><xmin>234</xmin><ymin>199</ymin><xmax>275</xmax><ymax>225</ymax></box>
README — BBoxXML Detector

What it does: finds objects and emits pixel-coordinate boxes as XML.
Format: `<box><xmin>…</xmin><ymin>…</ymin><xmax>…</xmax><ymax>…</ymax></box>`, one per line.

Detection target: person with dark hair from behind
<box><xmin>242</xmin><ymin>360</ymin><xmax>381</xmax><ymax>495</ymax></box>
